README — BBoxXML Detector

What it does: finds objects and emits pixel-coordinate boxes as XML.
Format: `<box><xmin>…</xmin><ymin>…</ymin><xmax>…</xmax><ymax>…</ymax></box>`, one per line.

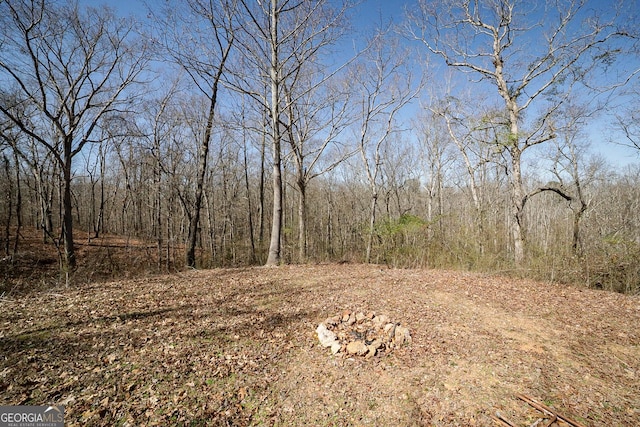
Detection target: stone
<box><xmin>365</xmin><ymin>347</ymin><xmax>376</xmax><ymax>359</ymax></box>
<box><xmin>325</xmin><ymin>317</ymin><xmax>338</xmax><ymax>327</ymax></box>
<box><xmin>373</xmin><ymin>314</ymin><xmax>389</xmax><ymax>327</ymax></box>
<box><xmin>330</xmin><ymin>342</ymin><xmax>342</xmax><ymax>355</ymax></box>
<box><xmin>366</xmin><ymin>344</ymin><xmax>378</xmax><ymax>357</ymax></box>
<box><xmin>346</xmin><ymin>340</ymin><xmax>368</xmax><ymax>356</ymax></box>
<box><xmin>384</xmin><ymin>323</ymin><xmax>396</xmax><ymax>343</ymax></box>
<box><xmin>316</xmin><ymin>323</ymin><xmax>338</xmax><ymax>348</ymax></box>
<box><xmin>369</xmin><ymin>339</ymin><xmax>383</xmax><ymax>351</ymax></box>
<box><xmin>394</xmin><ymin>326</ymin><xmax>411</xmax><ymax>346</ymax></box>
<box><xmin>317</xmin><ymin>311</ymin><xmax>410</xmax><ymax>358</ymax></box>
<box><xmin>346</xmin><ymin>314</ymin><xmax>356</xmax><ymax>326</ymax></box>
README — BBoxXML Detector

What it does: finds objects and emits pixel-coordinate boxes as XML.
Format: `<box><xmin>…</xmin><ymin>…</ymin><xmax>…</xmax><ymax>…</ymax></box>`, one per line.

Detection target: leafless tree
<box><xmin>413</xmin><ymin>109</ymin><xmax>452</xmax><ymax>233</ymax></box>
<box><xmin>233</xmin><ymin>0</ymin><xmax>351</xmax><ymax>265</ymax></box>
<box><xmin>0</xmin><ymin>0</ymin><xmax>148</xmax><ymax>272</ymax></box>
<box><xmin>541</xmin><ymin>102</ymin><xmax>605</xmax><ymax>256</ymax></box>
<box><xmin>613</xmin><ymin>82</ymin><xmax>640</xmax><ymax>153</ymax></box>
<box><xmin>351</xmin><ymin>32</ymin><xmax>423</xmax><ymax>263</ymax></box>
<box><xmin>151</xmin><ymin>0</ymin><xmax>236</xmax><ymax>268</ymax></box>
<box><xmin>429</xmin><ymin>93</ymin><xmax>505</xmax><ymax>252</ymax></box>
<box><xmin>407</xmin><ymin>0</ymin><xmax>634</xmax><ymax>264</ymax></box>
<box><xmin>283</xmin><ymin>74</ymin><xmax>354</xmax><ymax>262</ymax></box>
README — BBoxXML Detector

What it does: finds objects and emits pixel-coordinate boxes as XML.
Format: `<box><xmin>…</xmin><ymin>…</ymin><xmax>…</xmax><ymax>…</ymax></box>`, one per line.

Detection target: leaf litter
<box><xmin>1</xmin><ymin>264</ymin><xmax>639</xmax><ymax>426</ymax></box>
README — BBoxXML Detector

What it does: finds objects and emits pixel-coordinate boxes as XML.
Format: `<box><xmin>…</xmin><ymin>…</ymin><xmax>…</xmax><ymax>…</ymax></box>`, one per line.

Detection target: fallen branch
<box><xmin>492</xmin><ymin>411</ymin><xmax>518</xmax><ymax>427</ymax></box>
<box><xmin>516</xmin><ymin>394</ymin><xmax>587</xmax><ymax>427</ymax></box>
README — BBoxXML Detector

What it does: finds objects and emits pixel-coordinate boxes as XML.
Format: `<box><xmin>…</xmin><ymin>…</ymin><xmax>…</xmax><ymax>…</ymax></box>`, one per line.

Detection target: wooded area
<box><xmin>1</xmin><ymin>0</ymin><xmax>639</xmax><ymax>292</ymax></box>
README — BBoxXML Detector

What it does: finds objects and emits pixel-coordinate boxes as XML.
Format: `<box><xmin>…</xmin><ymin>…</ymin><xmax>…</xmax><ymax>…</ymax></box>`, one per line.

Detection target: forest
<box><xmin>1</xmin><ymin>0</ymin><xmax>639</xmax><ymax>293</ymax></box>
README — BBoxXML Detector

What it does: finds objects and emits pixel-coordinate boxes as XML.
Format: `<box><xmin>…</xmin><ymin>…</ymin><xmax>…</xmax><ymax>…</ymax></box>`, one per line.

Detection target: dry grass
<box><xmin>1</xmin><ymin>260</ymin><xmax>639</xmax><ymax>426</ymax></box>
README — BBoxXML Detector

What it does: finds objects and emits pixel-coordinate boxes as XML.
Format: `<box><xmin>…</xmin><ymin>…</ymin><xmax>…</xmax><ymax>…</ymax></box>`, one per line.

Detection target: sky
<box><xmin>82</xmin><ymin>0</ymin><xmax>639</xmax><ymax>170</ymax></box>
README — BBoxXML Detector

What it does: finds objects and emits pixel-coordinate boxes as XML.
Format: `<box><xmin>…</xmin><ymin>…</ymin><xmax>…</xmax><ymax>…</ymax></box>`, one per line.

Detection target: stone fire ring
<box><xmin>316</xmin><ymin>310</ymin><xmax>411</xmax><ymax>358</ymax></box>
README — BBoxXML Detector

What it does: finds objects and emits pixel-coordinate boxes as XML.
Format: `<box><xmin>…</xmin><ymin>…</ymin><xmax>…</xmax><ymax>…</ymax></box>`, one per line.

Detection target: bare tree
<box><xmin>613</xmin><ymin>82</ymin><xmax>640</xmax><ymax>153</ymax></box>
<box><xmin>134</xmin><ymin>82</ymin><xmax>182</xmax><ymax>270</ymax></box>
<box><xmin>542</xmin><ymin>102</ymin><xmax>605</xmax><ymax>256</ymax></box>
<box><xmin>0</xmin><ymin>0</ymin><xmax>148</xmax><ymax>272</ymax></box>
<box><xmin>407</xmin><ymin>0</ymin><xmax>634</xmax><ymax>264</ymax></box>
<box><xmin>233</xmin><ymin>0</ymin><xmax>350</xmax><ymax>265</ymax></box>
<box><xmin>430</xmin><ymin>93</ymin><xmax>507</xmax><ymax>253</ymax></box>
<box><xmin>413</xmin><ymin>109</ymin><xmax>452</xmax><ymax>232</ymax></box>
<box><xmin>152</xmin><ymin>0</ymin><xmax>236</xmax><ymax>268</ymax></box>
<box><xmin>283</xmin><ymin>75</ymin><xmax>354</xmax><ymax>262</ymax></box>
<box><xmin>351</xmin><ymin>32</ymin><xmax>422</xmax><ymax>263</ymax></box>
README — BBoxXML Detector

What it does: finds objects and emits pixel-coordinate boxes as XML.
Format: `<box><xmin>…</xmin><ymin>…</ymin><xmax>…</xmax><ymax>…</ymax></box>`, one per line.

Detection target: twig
<box><xmin>492</xmin><ymin>411</ymin><xmax>518</xmax><ymax>427</ymax></box>
<box><xmin>517</xmin><ymin>394</ymin><xmax>587</xmax><ymax>427</ymax></box>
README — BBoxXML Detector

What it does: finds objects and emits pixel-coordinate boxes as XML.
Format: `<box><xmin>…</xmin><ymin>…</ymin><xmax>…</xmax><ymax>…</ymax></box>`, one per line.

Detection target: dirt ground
<box><xmin>1</xmin><ymin>263</ymin><xmax>639</xmax><ymax>426</ymax></box>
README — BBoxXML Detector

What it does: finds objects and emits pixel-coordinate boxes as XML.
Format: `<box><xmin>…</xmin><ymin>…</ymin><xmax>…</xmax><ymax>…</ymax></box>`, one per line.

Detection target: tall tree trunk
<box><xmin>266</xmin><ymin>0</ymin><xmax>283</xmax><ymax>266</ymax></box>
<box><xmin>186</xmin><ymin>96</ymin><xmax>216</xmax><ymax>268</ymax></box>
<box><xmin>13</xmin><ymin>148</ymin><xmax>22</xmax><ymax>255</ymax></box>
<box><xmin>155</xmin><ymin>158</ymin><xmax>163</xmax><ymax>270</ymax></box>
<box><xmin>365</xmin><ymin>191</ymin><xmax>378</xmax><ymax>264</ymax></box>
<box><xmin>509</xmin><ymin>146</ymin><xmax>526</xmax><ymax>265</ymax></box>
<box><xmin>243</xmin><ymin>141</ymin><xmax>257</xmax><ymax>263</ymax></box>
<box><xmin>2</xmin><ymin>155</ymin><xmax>12</xmax><ymax>256</ymax></box>
<box><xmin>94</xmin><ymin>143</ymin><xmax>106</xmax><ymax>239</ymax></box>
<box><xmin>325</xmin><ymin>189</ymin><xmax>334</xmax><ymax>257</ymax></box>
<box><xmin>496</xmin><ymin>53</ymin><xmax>526</xmax><ymax>265</ymax></box>
<box><xmin>572</xmin><ymin>201</ymin><xmax>587</xmax><ymax>256</ymax></box>
<box><xmin>62</xmin><ymin>140</ymin><xmax>76</xmax><ymax>271</ymax></box>
<box><xmin>297</xmin><ymin>179</ymin><xmax>307</xmax><ymax>262</ymax></box>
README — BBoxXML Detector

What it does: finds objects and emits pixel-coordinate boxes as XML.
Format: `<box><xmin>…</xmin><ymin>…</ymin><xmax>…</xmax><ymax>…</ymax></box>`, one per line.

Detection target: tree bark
<box><xmin>62</xmin><ymin>139</ymin><xmax>76</xmax><ymax>271</ymax></box>
<box><xmin>296</xmin><ymin>179</ymin><xmax>307</xmax><ymax>262</ymax></box>
<box><xmin>266</xmin><ymin>0</ymin><xmax>283</xmax><ymax>266</ymax></box>
<box><xmin>186</xmin><ymin>97</ymin><xmax>216</xmax><ymax>268</ymax></box>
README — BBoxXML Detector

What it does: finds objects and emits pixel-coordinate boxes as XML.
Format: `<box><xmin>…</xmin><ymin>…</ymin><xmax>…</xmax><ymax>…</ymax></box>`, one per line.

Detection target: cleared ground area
<box><xmin>1</xmin><ymin>264</ymin><xmax>638</xmax><ymax>426</ymax></box>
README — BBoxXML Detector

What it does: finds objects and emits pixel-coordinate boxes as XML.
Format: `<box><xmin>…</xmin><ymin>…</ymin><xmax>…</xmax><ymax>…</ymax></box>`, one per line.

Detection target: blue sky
<box><xmin>83</xmin><ymin>0</ymin><xmax>639</xmax><ymax>169</ymax></box>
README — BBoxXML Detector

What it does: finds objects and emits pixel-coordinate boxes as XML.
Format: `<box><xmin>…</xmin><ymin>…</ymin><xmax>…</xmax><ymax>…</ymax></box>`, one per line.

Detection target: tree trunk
<box><xmin>94</xmin><ymin>144</ymin><xmax>106</xmax><ymax>239</ymax></box>
<box><xmin>325</xmin><ymin>189</ymin><xmax>334</xmax><ymax>257</ymax></box>
<box><xmin>297</xmin><ymin>179</ymin><xmax>307</xmax><ymax>262</ymax></box>
<box><xmin>2</xmin><ymin>155</ymin><xmax>12</xmax><ymax>256</ymax></box>
<box><xmin>572</xmin><ymin>201</ymin><xmax>587</xmax><ymax>256</ymax></box>
<box><xmin>496</xmin><ymin>53</ymin><xmax>526</xmax><ymax>265</ymax></box>
<box><xmin>266</xmin><ymin>0</ymin><xmax>282</xmax><ymax>266</ymax></box>
<box><xmin>186</xmin><ymin>96</ymin><xmax>216</xmax><ymax>268</ymax></box>
<box><xmin>13</xmin><ymin>148</ymin><xmax>22</xmax><ymax>256</ymax></box>
<box><xmin>62</xmin><ymin>145</ymin><xmax>76</xmax><ymax>271</ymax></box>
<box><xmin>243</xmin><ymin>141</ymin><xmax>257</xmax><ymax>263</ymax></box>
<box><xmin>365</xmin><ymin>191</ymin><xmax>378</xmax><ymax>264</ymax></box>
<box><xmin>509</xmin><ymin>147</ymin><xmax>526</xmax><ymax>265</ymax></box>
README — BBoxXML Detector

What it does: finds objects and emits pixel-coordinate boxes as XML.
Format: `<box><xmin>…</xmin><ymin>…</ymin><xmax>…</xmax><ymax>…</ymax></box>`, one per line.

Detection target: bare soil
<box><xmin>1</xmin><ymin>262</ymin><xmax>639</xmax><ymax>426</ymax></box>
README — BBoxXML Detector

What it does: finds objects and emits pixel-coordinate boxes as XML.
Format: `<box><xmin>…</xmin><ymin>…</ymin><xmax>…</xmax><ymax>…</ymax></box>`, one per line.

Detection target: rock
<box><xmin>366</xmin><ymin>341</ymin><xmax>382</xmax><ymax>357</ymax></box>
<box><xmin>316</xmin><ymin>323</ymin><xmax>338</xmax><ymax>348</ymax></box>
<box><xmin>394</xmin><ymin>326</ymin><xmax>411</xmax><ymax>346</ymax></box>
<box><xmin>373</xmin><ymin>314</ymin><xmax>389</xmax><ymax>327</ymax></box>
<box><xmin>346</xmin><ymin>340</ymin><xmax>368</xmax><ymax>356</ymax></box>
<box><xmin>384</xmin><ymin>323</ymin><xmax>396</xmax><ymax>343</ymax></box>
<box><xmin>346</xmin><ymin>314</ymin><xmax>356</xmax><ymax>326</ymax></box>
<box><xmin>325</xmin><ymin>317</ymin><xmax>338</xmax><ymax>327</ymax></box>
<box><xmin>330</xmin><ymin>342</ymin><xmax>342</xmax><ymax>355</ymax></box>
<box><xmin>317</xmin><ymin>311</ymin><xmax>410</xmax><ymax>358</ymax></box>
<box><xmin>368</xmin><ymin>339</ymin><xmax>383</xmax><ymax>351</ymax></box>
<box><xmin>365</xmin><ymin>347</ymin><xmax>376</xmax><ymax>359</ymax></box>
